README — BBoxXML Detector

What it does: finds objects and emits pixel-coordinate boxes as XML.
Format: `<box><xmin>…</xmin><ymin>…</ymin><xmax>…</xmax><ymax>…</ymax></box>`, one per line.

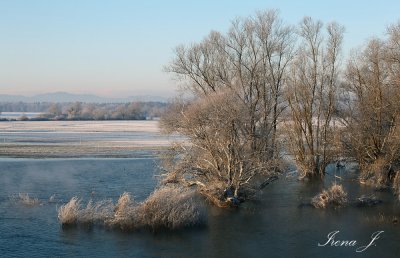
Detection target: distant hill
<box><xmin>0</xmin><ymin>92</ymin><xmax>169</xmax><ymax>103</ymax></box>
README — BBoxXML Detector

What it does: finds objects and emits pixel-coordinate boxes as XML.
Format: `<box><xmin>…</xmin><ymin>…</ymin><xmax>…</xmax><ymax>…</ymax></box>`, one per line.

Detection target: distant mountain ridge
<box><xmin>0</xmin><ymin>92</ymin><xmax>169</xmax><ymax>103</ymax></box>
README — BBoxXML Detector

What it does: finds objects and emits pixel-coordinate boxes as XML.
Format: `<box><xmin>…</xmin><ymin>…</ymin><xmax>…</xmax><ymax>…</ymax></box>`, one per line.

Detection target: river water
<box><xmin>0</xmin><ymin>158</ymin><xmax>399</xmax><ymax>257</ymax></box>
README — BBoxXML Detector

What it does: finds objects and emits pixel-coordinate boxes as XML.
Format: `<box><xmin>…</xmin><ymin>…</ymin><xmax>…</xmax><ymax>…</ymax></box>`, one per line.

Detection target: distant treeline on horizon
<box><xmin>0</xmin><ymin>101</ymin><xmax>167</xmax><ymax>121</ymax></box>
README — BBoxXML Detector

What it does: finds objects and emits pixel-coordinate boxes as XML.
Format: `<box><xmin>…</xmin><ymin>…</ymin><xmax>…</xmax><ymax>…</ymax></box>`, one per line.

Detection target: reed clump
<box><xmin>57</xmin><ymin>185</ymin><xmax>207</xmax><ymax>231</ymax></box>
<box><xmin>58</xmin><ymin>197</ymin><xmax>80</xmax><ymax>225</ymax></box>
<box><xmin>138</xmin><ymin>185</ymin><xmax>206</xmax><ymax>230</ymax></box>
<box><xmin>12</xmin><ymin>193</ymin><xmax>41</xmax><ymax>206</ymax></box>
<box><xmin>311</xmin><ymin>183</ymin><xmax>348</xmax><ymax>208</ymax></box>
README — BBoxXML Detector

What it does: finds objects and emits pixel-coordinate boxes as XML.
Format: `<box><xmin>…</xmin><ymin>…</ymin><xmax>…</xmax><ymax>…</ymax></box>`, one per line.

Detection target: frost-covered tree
<box><xmin>163</xmin><ymin>10</ymin><xmax>294</xmax><ymax>206</ymax></box>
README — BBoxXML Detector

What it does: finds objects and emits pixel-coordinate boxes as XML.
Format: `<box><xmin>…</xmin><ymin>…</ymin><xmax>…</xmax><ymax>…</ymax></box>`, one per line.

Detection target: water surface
<box><xmin>1</xmin><ymin>158</ymin><xmax>399</xmax><ymax>257</ymax></box>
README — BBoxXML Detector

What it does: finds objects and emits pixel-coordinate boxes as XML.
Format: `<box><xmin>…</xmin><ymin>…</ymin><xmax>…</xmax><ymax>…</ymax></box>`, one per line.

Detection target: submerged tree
<box><xmin>284</xmin><ymin>18</ymin><xmax>344</xmax><ymax>178</ymax></box>
<box><xmin>163</xmin><ymin>9</ymin><xmax>400</xmax><ymax>204</ymax></box>
<box><xmin>162</xmin><ymin>10</ymin><xmax>294</xmax><ymax>206</ymax></box>
<box><xmin>341</xmin><ymin>22</ymin><xmax>400</xmax><ymax>188</ymax></box>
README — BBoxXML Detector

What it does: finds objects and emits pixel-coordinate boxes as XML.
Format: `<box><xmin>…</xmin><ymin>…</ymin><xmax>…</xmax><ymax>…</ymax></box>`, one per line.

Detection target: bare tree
<box><xmin>341</xmin><ymin>22</ymin><xmax>400</xmax><ymax>187</ymax></box>
<box><xmin>47</xmin><ymin>103</ymin><xmax>62</xmax><ymax>117</ymax></box>
<box><xmin>66</xmin><ymin>102</ymin><xmax>82</xmax><ymax>120</ymax></box>
<box><xmin>163</xmin><ymin>10</ymin><xmax>294</xmax><ymax>206</ymax></box>
<box><xmin>284</xmin><ymin>17</ymin><xmax>344</xmax><ymax>178</ymax></box>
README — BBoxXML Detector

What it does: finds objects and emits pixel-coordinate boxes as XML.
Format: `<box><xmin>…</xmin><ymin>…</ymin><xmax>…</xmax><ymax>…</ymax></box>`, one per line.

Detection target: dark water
<box><xmin>1</xmin><ymin>158</ymin><xmax>400</xmax><ymax>258</ymax></box>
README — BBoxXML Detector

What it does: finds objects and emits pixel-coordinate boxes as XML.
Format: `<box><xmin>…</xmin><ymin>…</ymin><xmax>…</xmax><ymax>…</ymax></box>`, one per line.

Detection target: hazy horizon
<box><xmin>1</xmin><ymin>0</ymin><xmax>400</xmax><ymax>97</ymax></box>
<box><xmin>0</xmin><ymin>89</ymin><xmax>176</xmax><ymax>98</ymax></box>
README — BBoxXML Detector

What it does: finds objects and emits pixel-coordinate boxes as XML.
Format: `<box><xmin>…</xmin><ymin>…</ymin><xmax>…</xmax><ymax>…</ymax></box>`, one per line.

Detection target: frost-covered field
<box><xmin>0</xmin><ymin>120</ymin><xmax>181</xmax><ymax>157</ymax></box>
<box><xmin>0</xmin><ymin>112</ymin><xmax>43</xmax><ymax>119</ymax></box>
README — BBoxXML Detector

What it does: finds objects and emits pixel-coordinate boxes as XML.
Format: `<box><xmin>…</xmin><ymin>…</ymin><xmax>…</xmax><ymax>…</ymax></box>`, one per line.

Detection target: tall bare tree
<box><xmin>163</xmin><ymin>10</ymin><xmax>295</xmax><ymax>205</ymax></box>
<box><xmin>285</xmin><ymin>17</ymin><xmax>344</xmax><ymax>178</ymax></box>
<box><xmin>341</xmin><ymin>22</ymin><xmax>400</xmax><ymax>187</ymax></box>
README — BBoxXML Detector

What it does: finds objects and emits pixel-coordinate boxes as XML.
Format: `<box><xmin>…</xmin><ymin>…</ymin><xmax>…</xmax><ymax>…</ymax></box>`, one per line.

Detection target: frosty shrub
<box><xmin>58</xmin><ymin>197</ymin><xmax>113</xmax><ymax>226</ymax></box>
<box><xmin>14</xmin><ymin>193</ymin><xmax>41</xmax><ymax>206</ymax></box>
<box><xmin>108</xmin><ymin>192</ymin><xmax>139</xmax><ymax>230</ymax></box>
<box><xmin>58</xmin><ymin>186</ymin><xmax>207</xmax><ymax>231</ymax></box>
<box><xmin>311</xmin><ymin>190</ymin><xmax>330</xmax><ymax>209</ymax></box>
<box><xmin>58</xmin><ymin>197</ymin><xmax>80</xmax><ymax>225</ymax></box>
<box><xmin>311</xmin><ymin>183</ymin><xmax>347</xmax><ymax>208</ymax></box>
<box><xmin>138</xmin><ymin>185</ymin><xmax>207</xmax><ymax>230</ymax></box>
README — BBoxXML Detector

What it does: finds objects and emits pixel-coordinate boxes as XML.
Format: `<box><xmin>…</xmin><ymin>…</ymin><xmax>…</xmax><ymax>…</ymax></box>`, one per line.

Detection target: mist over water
<box><xmin>0</xmin><ymin>158</ymin><xmax>157</xmax><ymax>257</ymax></box>
<box><xmin>1</xmin><ymin>158</ymin><xmax>400</xmax><ymax>257</ymax></box>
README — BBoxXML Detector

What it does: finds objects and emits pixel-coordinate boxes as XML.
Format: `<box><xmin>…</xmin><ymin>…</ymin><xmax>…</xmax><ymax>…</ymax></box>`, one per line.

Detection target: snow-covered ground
<box><xmin>0</xmin><ymin>120</ymin><xmax>182</xmax><ymax>157</ymax></box>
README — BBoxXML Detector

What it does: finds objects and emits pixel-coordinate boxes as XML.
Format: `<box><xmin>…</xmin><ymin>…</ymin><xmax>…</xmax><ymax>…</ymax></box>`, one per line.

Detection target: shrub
<box><xmin>311</xmin><ymin>190</ymin><xmax>330</xmax><ymax>209</ymax></box>
<box><xmin>311</xmin><ymin>183</ymin><xmax>347</xmax><ymax>208</ymax></box>
<box><xmin>58</xmin><ymin>186</ymin><xmax>207</xmax><ymax>231</ymax></box>
<box><xmin>329</xmin><ymin>184</ymin><xmax>348</xmax><ymax>205</ymax></box>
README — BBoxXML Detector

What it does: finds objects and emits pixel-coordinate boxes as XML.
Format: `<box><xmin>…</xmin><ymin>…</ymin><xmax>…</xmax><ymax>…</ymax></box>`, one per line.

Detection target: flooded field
<box><xmin>0</xmin><ymin>121</ymin><xmax>182</xmax><ymax>157</ymax></box>
<box><xmin>1</xmin><ymin>157</ymin><xmax>400</xmax><ymax>257</ymax></box>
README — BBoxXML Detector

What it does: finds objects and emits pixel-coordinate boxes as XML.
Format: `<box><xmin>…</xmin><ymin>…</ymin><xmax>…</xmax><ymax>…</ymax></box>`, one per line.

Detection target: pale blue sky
<box><xmin>0</xmin><ymin>0</ymin><xmax>399</xmax><ymax>97</ymax></box>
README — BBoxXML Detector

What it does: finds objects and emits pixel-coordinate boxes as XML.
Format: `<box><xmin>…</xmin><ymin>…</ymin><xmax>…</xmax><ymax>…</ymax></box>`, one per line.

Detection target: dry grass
<box><xmin>311</xmin><ymin>190</ymin><xmax>330</xmax><ymax>209</ymax></box>
<box><xmin>329</xmin><ymin>184</ymin><xmax>348</xmax><ymax>205</ymax></box>
<box><xmin>58</xmin><ymin>197</ymin><xmax>80</xmax><ymax>225</ymax></box>
<box><xmin>12</xmin><ymin>193</ymin><xmax>41</xmax><ymax>206</ymax></box>
<box><xmin>359</xmin><ymin>158</ymin><xmax>390</xmax><ymax>188</ymax></box>
<box><xmin>57</xmin><ymin>197</ymin><xmax>119</xmax><ymax>226</ymax></box>
<box><xmin>79</xmin><ymin>200</ymin><xmax>114</xmax><ymax>224</ymax></box>
<box><xmin>107</xmin><ymin>192</ymin><xmax>138</xmax><ymax>230</ymax></box>
<box><xmin>311</xmin><ymin>183</ymin><xmax>348</xmax><ymax>208</ymax></box>
<box><xmin>138</xmin><ymin>186</ymin><xmax>206</xmax><ymax>230</ymax></box>
<box><xmin>160</xmin><ymin>169</ymin><xmax>234</xmax><ymax>208</ymax></box>
<box><xmin>57</xmin><ymin>185</ymin><xmax>207</xmax><ymax>231</ymax></box>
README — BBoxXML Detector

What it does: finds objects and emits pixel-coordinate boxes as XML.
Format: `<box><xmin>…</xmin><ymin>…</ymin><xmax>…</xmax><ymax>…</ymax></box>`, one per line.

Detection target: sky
<box><xmin>0</xmin><ymin>0</ymin><xmax>399</xmax><ymax>98</ymax></box>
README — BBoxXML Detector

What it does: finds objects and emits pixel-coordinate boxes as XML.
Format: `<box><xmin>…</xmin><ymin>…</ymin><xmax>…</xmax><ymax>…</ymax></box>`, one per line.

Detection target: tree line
<box><xmin>0</xmin><ymin>101</ymin><xmax>166</xmax><ymax>120</ymax></box>
<box><xmin>161</xmin><ymin>9</ymin><xmax>400</xmax><ymax>206</ymax></box>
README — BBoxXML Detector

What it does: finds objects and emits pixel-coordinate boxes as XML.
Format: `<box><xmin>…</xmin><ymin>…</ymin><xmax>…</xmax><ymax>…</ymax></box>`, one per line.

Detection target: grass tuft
<box><xmin>311</xmin><ymin>183</ymin><xmax>347</xmax><ymax>209</ymax></box>
<box><xmin>58</xmin><ymin>185</ymin><xmax>207</xmax><ymax>231</ymax></box>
